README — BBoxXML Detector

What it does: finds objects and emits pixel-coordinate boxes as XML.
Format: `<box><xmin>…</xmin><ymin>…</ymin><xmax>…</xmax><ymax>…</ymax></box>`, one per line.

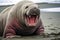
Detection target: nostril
<box><xmin>34</xmin><ymin>7</ymin><xmax>36</xmax><ymax>9</ymax></box>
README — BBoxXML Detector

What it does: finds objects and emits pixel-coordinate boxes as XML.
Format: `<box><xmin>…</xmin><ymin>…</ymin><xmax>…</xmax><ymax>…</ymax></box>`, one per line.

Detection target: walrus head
<box><xmin>24</xmin><ymin>7</ymin><xmax>40</xmax><ymax>27</ymax></box>
<box><xmin>23</xmin><ymin>4</ymin><xmax>40</xmax><ymax>27</ymax></box>
<box><xmin>16</xmin><ymin>1</ymin><xmax>40</xmax><ymax>28</ymax></box>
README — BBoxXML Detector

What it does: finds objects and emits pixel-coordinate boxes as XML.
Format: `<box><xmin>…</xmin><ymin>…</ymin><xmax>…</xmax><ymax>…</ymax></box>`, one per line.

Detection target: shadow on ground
<box><xmin>0</xmin><ymin>35</ymin><xmax>60</xmax><ymax>40</ymax></box>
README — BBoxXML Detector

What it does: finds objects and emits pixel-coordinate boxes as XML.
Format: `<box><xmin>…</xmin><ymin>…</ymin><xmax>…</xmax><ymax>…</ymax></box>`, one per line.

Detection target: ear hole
<box><xmin>25</xmin><ymin>6</ymin><xmax>28</xmax><ymax>9</ymax></box>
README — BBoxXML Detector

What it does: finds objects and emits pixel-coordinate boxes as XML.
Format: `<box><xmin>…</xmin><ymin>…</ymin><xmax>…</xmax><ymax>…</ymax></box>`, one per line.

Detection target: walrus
<box><xmin>0</xmin><ymin>1</ymin><xmax>44</xmax><ymax>38</ymax></box>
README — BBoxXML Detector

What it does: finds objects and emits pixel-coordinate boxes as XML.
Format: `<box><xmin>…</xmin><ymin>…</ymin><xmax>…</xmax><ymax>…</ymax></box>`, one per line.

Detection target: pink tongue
<box><xmin>28</xmin><ymin>17</ymin><xmax>35</xmax><ymax>24</ymax></box>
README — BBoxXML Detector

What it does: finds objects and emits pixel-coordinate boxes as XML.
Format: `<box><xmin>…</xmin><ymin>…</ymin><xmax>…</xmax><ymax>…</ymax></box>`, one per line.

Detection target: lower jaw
<box><xmin>29</xmin><ymin>24</ymin><xmax>35</xmax><ymax>26</ymax></box>
<box><xmin>27</xmin><ymin>23</ymin><xmax>37</xmax><ymax>27</ymax></box>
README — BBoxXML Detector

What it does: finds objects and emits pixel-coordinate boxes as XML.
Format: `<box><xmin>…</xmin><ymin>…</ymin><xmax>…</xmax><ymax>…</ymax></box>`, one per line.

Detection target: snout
<box><xmin>24</xmin><ymin>7</ymin><xmax>40</xmax><ymax>27</ymax></box>
<box><xmin>28</xmin><ymin>7</ymin><xmax>40</xmax><ymax>16</ymax></box>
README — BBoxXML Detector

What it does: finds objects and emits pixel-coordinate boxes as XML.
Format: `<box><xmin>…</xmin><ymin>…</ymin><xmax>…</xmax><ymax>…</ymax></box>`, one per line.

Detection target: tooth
<box><xmin>37</xmin><ymin>16</ymin><xmax>38</xmax><ymax>18</ymax></box>
<box><xmin>29</xmin><ymin>16</ymin><xmax>31</xmax><ymax>17</ymax></box>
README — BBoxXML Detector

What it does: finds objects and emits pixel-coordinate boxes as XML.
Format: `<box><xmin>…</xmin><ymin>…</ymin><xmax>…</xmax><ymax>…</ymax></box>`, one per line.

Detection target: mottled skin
<box><xmin>0</xmin><ymin>1</ymin><xmax>44</xmax><ymax>38</ymax></box>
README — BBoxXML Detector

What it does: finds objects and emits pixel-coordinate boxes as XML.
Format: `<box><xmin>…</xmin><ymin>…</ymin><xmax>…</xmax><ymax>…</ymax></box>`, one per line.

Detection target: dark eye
<box><xmin>25</xmin><ymin>6</ymin><xmax>28</xmax><ymax>9</ymax></box>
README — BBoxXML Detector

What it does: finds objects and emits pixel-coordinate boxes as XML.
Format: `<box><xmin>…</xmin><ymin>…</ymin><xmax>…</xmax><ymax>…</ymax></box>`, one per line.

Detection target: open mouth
<box><xmin>25</xmin><ymin>15</ymin><xmax>39</xmax><ymax>26</ymax></box>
